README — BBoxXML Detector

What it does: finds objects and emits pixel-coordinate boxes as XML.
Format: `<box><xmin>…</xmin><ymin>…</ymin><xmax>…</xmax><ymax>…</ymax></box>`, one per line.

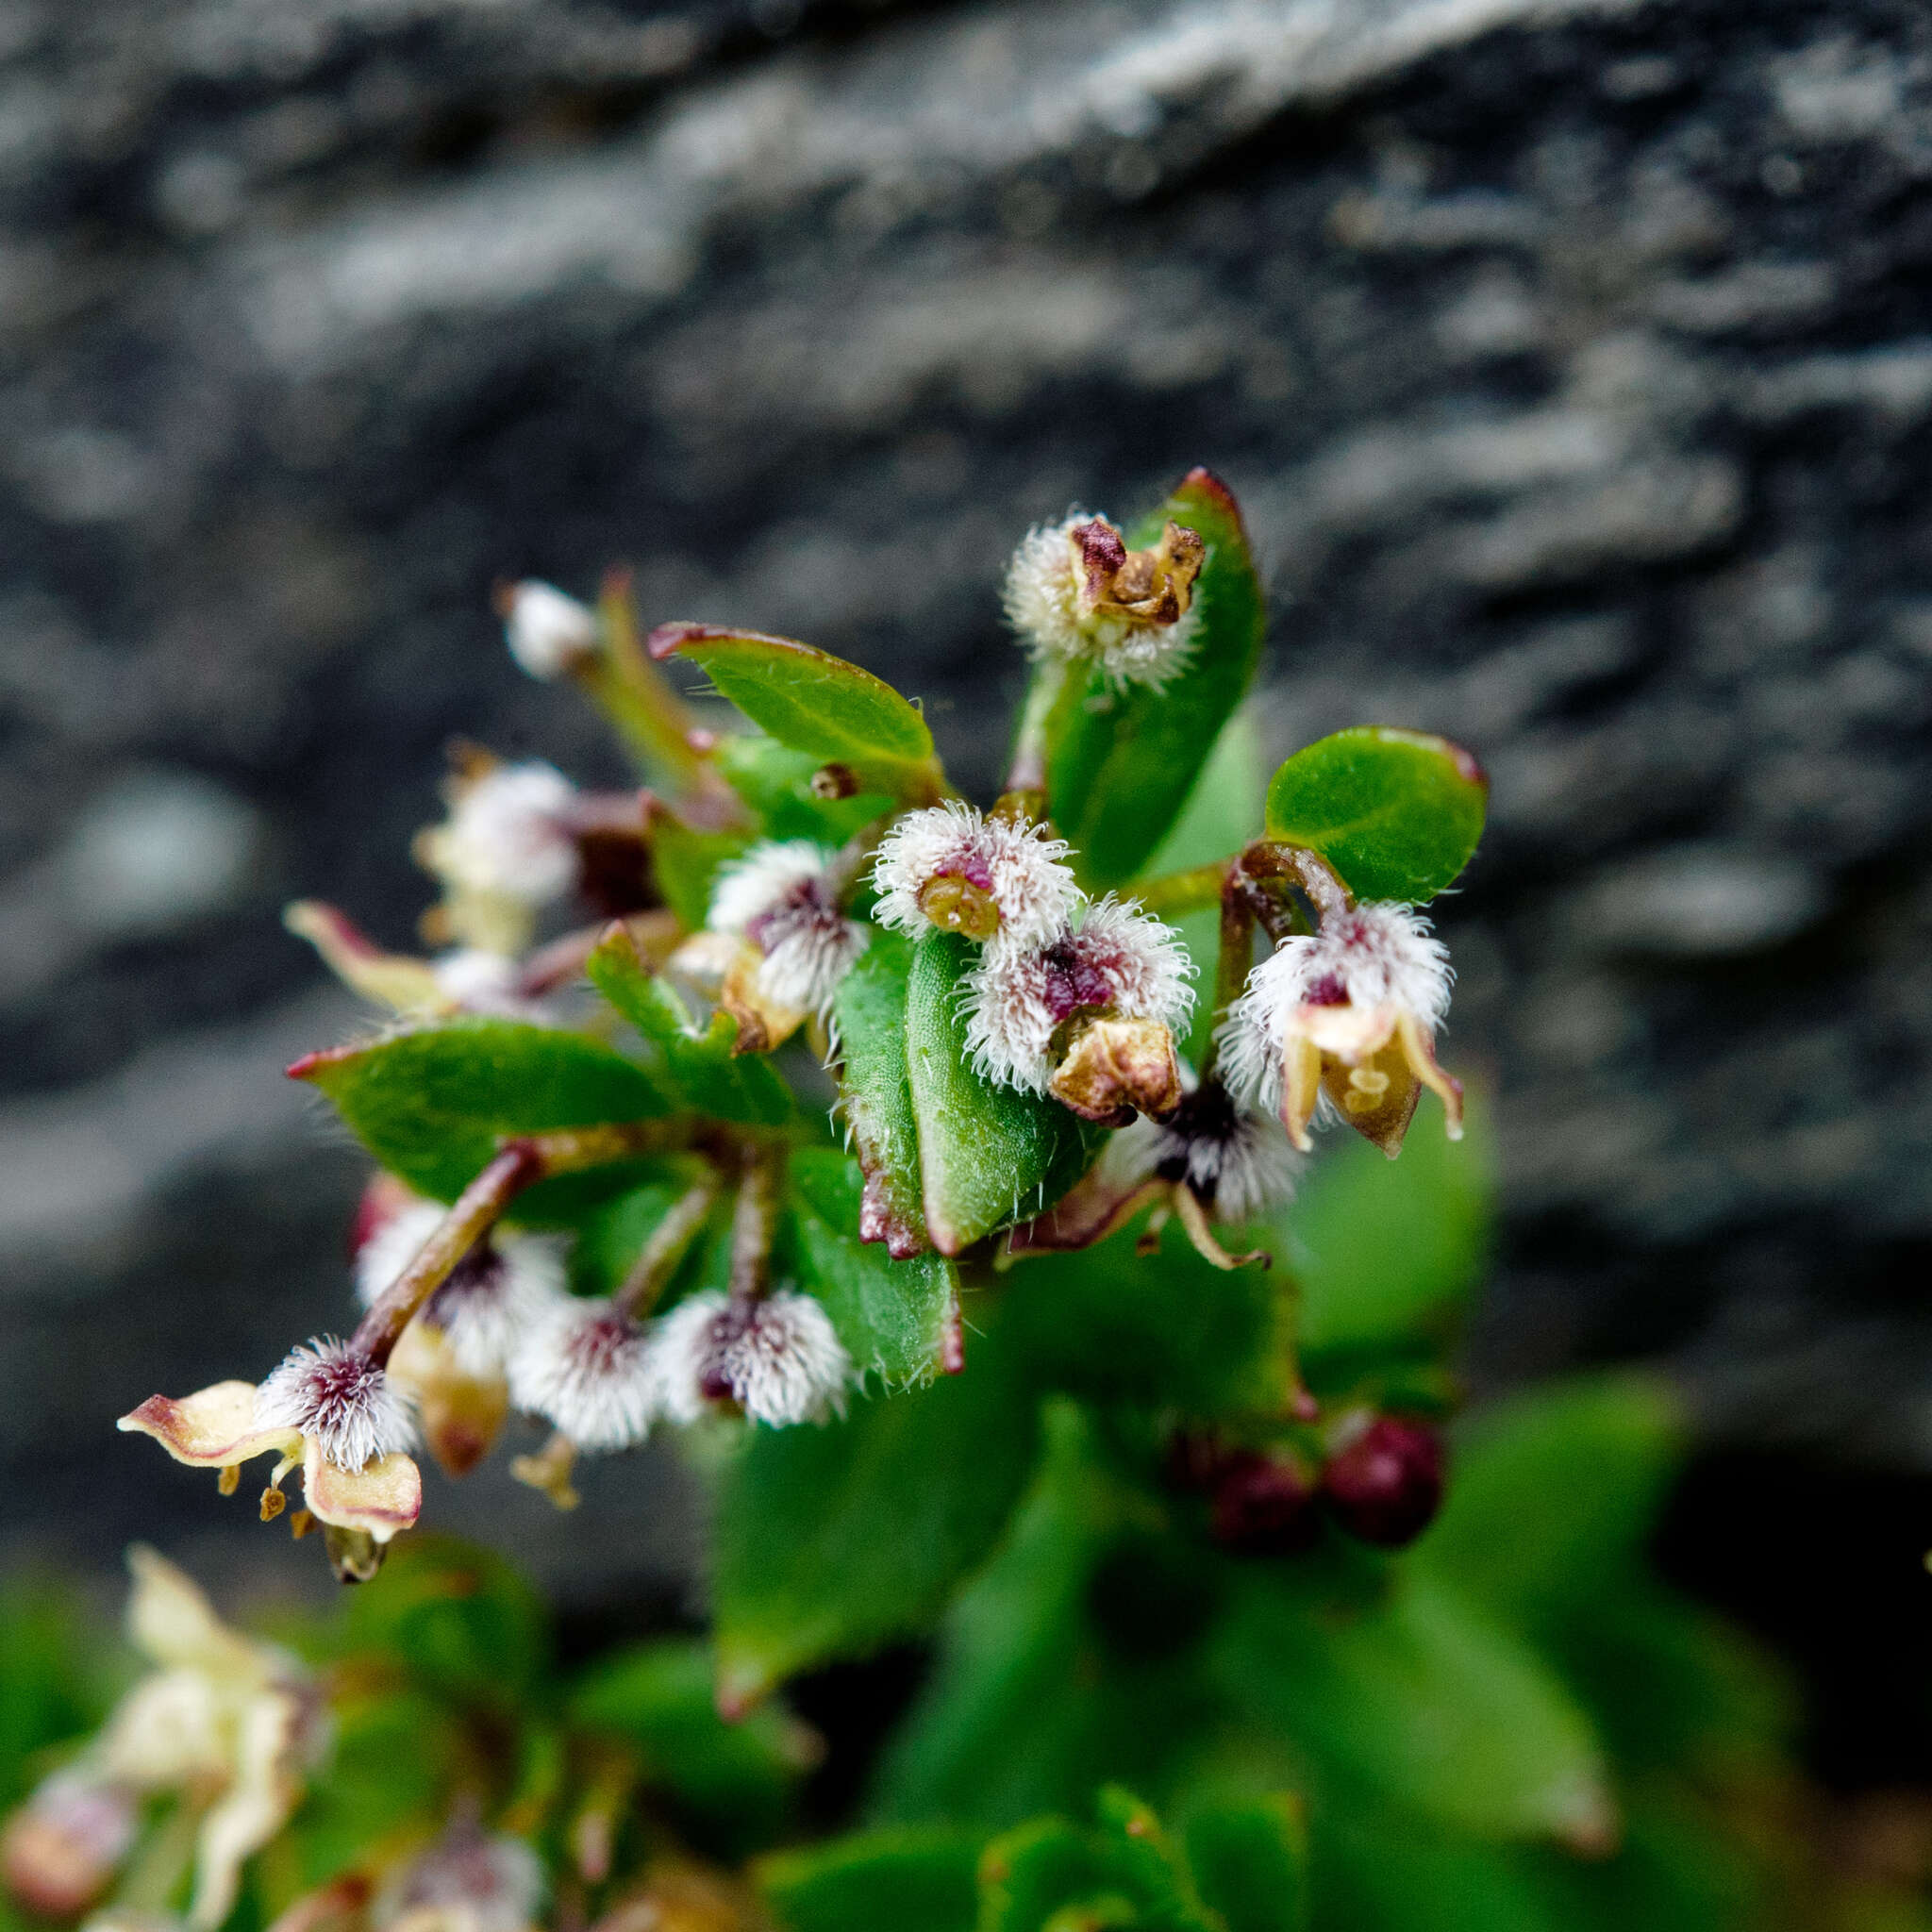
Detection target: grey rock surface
<box><xmin>4</xmin><ymin>0</ymin><xmax>1931</xmax><ymax>1598</ymax></box>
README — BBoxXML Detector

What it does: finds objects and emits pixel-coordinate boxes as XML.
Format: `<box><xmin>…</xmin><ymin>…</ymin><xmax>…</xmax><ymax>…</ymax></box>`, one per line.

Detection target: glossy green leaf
<box><xmin>650</xmin><ymin>624</ymin><xmax>938</xmax><ymax>797</ymax></box>
<box><xmin>1006</xmin><ymin>1214</ymin><xmax>1295</xmax><ymax>1418</ymax></box>
<box><xmin>1045</xmin><ymin>470</ymin><xmax>1267</xmax><ymax>891</ymax></box>
<box><xmin>717</xmin><ymin>733</ymin><xmax>895</xmax><ymax>842</ymax></box>
<box><xmin>586</xmin><ymin>923</ymin><xmax>791</xmax><ymax>1124</ymax></box>
<box><xmin>712</xmin><ymin>1311</ymin><xmax>1041</xmax><ymax>1708</ymax></box>
<box><xmin>758</xmin><ymin>1828</ymin><xmax>984</xmax><ymax>1932</ymax></box>
<box><xmin>1263</xmin><ymin>725</ymin><xmax>1486</xmax><ymax>905</ymax></box>
<box><xmin>871</xmin><ymin>1406</ymin><xmax>1222</xmax><ymax>1831</ymax></box>
<box><xmin>1181</xmin><ymin>1794</ymin><xmax>1309</xmax><ymax>1932</ymax></box>
<box><xmin>568</xmin><ymin>1638</ymin><xmax>808</xmax><ymax>1857</ymax></box>
<box><xmin>790</xmin><ymin>1147</ymin><xmax>959</xmax><ymax>1387</ymax></box>
<box><xmin>831</xmin><ymin>928</ymin><xmax>926</xmax><ymax>1258</ymax></box>
<box><xmin>1212</xmin><ymin>1570</ymin><xmax>1613</xmax><ymax>1848</ymax></box>
<box><xmin>1286</xmin><ymin>1086</ymin><xmax>1492</xmax><ymax>1363</ymax></box>
<box><xmin>291</xmin><ymin>1018</ymin><xmax>673</xmax><ymax>1224</ymax></box>
<box><xmin>906</xmin><ymin>933</ymin><xmax>1098</xmax><ymax>1256</ymax></box>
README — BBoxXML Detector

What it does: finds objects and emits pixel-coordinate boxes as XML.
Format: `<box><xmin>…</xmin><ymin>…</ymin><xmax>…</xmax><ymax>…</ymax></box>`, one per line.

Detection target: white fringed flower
<box><xmin>708</xmin><ymin>841</ymin><xmax>869</xmax><ymax>1013</ymax></box>
<box><xmin>1217</xmin><ymin>901</ymin><xmax>1460</xmax><ymax>1153</ymax></box>
<box><xmin>255</xmin><ymin>1340</ymin><xmax>417</xmax><ymax>1474</ymax></box>
<box><xmin>356</xmin><ymin>1201</ymin><xmax>566</xmax><ymax>1381</ymax></box>
<box><xmin>961</xmin><ymin>896</ymin><xmax>1194</xmax><ymax>1094</ymax></box>
<box><xmin>652</xmin><ymin>1291</ymin><xmax>854</xmax><ymax>1428</ymax></box>
<box><xmin>507</xmin><ymin>1297</ymin><xmax>657</xmax><ymax>1452</ymax></box>
<box><xmin>1003</xmin><ymin>512</ymin><xmax>1205</xmax><ymax>691</ymax></box>
<box><xmin>502</xmin><ymin>580</ymin><xmax>597</xmax><ymax>680</ymax></box>
<box><xmin>428</xmin><ymin>762</ymin><xmax>581</xmax><ymax>907</ymax></box>
<box><xmin>429</xmin><ymin>949</ymin><xmax>554</xmax><ymax>1021</ymax></box>
<box><xmin>375</xmin><ymin>1817</ymin><xmax>544</xmax><ymax>1932</ymax></box>
<box><xmin>870</xmin><ymin>803</ymin><xmax>1080</xmax><ymax>953</ymax></box>
<box><xmin>1120</xmin><ymin>1082</ymin><xmax>1303</xmax><ymax>1223</ymax></box>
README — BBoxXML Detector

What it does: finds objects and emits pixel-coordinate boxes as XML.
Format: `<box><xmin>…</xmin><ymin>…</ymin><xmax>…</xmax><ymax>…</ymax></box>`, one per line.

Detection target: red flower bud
<box><xmin>1210</xmin><ymin>1450</ymin><xmax>1321</xmax><ymax>1557</ymax></box>
<box><xmin>1322</xmin><ymin>1416</ymin><xmax>1443</xmax><ymax>1547</ymax></box>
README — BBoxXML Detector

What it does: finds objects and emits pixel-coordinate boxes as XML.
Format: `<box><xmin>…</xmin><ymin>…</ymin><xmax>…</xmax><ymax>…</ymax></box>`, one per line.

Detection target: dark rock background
<box><xmin>5</xmin><ymin>0</ymin><xmax>1932</xmax><ymax>1774</ymax></box>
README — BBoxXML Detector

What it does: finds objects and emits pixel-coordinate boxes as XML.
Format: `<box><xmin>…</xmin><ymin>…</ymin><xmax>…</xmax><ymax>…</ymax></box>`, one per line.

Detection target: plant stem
<box><xmin>613</xmin><ymin>1174</ymin><xmax>720</xmax><ymax>1319</ymax></box>
<box><xmin>727</xmin><ymin>1142</ymin><xmax>785</xmax><ymax>1303</ymax></box>
<box><xmin>1003</xmin><ymin>656</ymin><xmax>1071</xmax><ymax>798</ymax></box>
<box><xmin>1136</xmin><ymin>858</ymin><xmax>1234</xmax><ymax>919</ymax></box>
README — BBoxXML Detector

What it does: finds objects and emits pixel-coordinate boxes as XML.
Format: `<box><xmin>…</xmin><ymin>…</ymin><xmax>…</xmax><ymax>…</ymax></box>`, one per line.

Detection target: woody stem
<box><xmin>351</xmin><ymin>1124</ymin><xmax>669</xmax><ymax>1365</ymax></box>
<box><xmin>727</xmin><ymin>1142</ymin><xmax>785</xmax><ymax>1304</ymax></box>
<box><xmin>613</xmin><ymin>1175</ymin><xmax>720</xmax><ymax>1319</ymax></box>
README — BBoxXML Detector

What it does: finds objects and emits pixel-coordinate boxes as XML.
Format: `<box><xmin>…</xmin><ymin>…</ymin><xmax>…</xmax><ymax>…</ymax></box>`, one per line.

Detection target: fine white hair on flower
<box><xmin>1002</xmin><ymin>512</ymin><xmax>1201</xmax><ymax>691</ymax></box>
<box><xmin>507</xmin><ymin>1296</ymin><xmax>658</xmax><ymax>1453</ymax></box>
<box><xmin>256</xmin><ymin>1339</ymin><xmax>418</xmax><ymax>1472</ymax></box>
<box><xmin>1217</xmin><ymin>901</ymin><xmax>1454</xmax><ymax>1116</ymax></box>
<box><xmin>435</xmin><ymin>762</ymin><xmax>581</xmax><ymax>906</ymax></box>
<box><xmin>869</xmin><ymin>802</ymin><xmax>1081</xmax><ymax>954</ymax></box>
<box><xmin>652</xmin><ymin>1291</ymin><xmax>855</xmax><ymax>1428</ymax></box>
<box><xmin>502</xmin><ymin>580</ymin><xmax>597</xmax><ymax>681</ymax></box>
<box><xmin>375</xmin><ymin>1819</ymin><xmax>545</xmax><ymax>1932</ymax></box>
<box><xmin>356</xmin><ymin>1202</ymin><xmax>567</xmax><ymax>1380</ymax></box>
<box><xmin>960</xmin><ymin>895</ymin><xmax>1195</xmax><ymax>1093</ymax></box>
<box><xmin>1133</xmin><ymin>1083</ymin><xmax>1304</xmax><ymax>1222</ymax></box>
<box><xmin>708</xmin><ymin>840</ymin><xmax>869</xmax><ymax>1012</ymax></box>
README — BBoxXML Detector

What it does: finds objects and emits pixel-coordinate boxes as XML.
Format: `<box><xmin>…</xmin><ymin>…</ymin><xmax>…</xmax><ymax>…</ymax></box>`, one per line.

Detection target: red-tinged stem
<box><xmin>1137</xmin><ymin>858</ymin><xmax>1234</xmax><ymax>920</ymax></box>
<box><xmin>350</xmin><ymin>1124</ymin><xmax>670</xmax><ymax>1365</ymax></box>
<box><xmin>1004</xmin><ymin>656</ymin><xmax>1071</xmax><ymax>798</ymax></box>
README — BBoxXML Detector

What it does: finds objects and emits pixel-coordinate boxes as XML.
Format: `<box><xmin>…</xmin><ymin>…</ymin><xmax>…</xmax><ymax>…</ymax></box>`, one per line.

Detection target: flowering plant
<box><xmin>11</xmin><ymin>469</ymin><xmax>1871</xmax><ymax>1930</ymax></box>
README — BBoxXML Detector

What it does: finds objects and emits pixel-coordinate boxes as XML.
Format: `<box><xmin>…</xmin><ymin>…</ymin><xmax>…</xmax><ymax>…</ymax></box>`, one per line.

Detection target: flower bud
<box><xmin>1048</xmin><ymin>1015</ymin><xmax>1183</xmax><ymax>1124</ymax></box>
<box><xmin>501</xmin><ymin>580</ymin><xmax>597</xmax><ymax>681</ymax></box>
<box><xmin>1321</xmin><ymin>1416</ymin><xmax>1443</xmax><ymax>1548</ymax></box>
<box><xmin>652</xmin><ymin>1291</ymin><xmax>854</xmax><ymax>1428</ymax></box>
<box><xmin>1004</xmin><ymin>513</ymin><xmax>1206</xmax><ymax>690</ymax></box>
<box><xmin>256</xmin><ymin>1340</ymin><xmax>418</xmax><ymax>1474</ymax></box>
<box><xmin>1</xmin><ymin>1774</ymin><xmax>137</xmax><ymax>1919</ymax></box>
<box><xmin>507</xmin><ymin>1298</ymin><xmax>657</xmax><ymax>1453</ymax></box>
<box><xmin>1210</xmin><ymin>1451</ymin><xmax>1321</xmax><ymax>1557</ymax></box>
<box><xmin>706</xmin><ymin>841</ymin><xmax>869</xmax><ymax>1020</ymax></box>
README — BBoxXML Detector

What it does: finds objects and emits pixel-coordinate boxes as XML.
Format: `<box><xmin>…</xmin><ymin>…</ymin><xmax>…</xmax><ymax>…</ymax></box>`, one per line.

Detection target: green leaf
<box><xmin>831</xmin><ymin>928</ymin><xmax>926</xmax><ymax>1258</ymax></box>
<box><xmin>0</xmin><ymin>1579</ymin><xmax>114</xmax><ymax>1807</ymax></box>
<box><xmin>1286</xmin><ymin>1085</ymin><xmax>1492</xmax><ymax>1364</ymax></box>
<box><xmin>650</xmin><ymin>624</ymin><xmax>939</xmax><ymax>798</ymax></box>
<box><xmin>586</xmin><ymin>923</ymin><xmax>791</xmax><ymax>1125</ymax></box>
<box><xmin>712</xmin><ymin>1310</ymin><xmax>1041</xmax><ymax>1709</ymax></box>
<box><xmin>650</xmin><ymin>809</ymin><xmax>753</xmax><ymax>931</ymax></box>
<box><xmin>1045</xmin><ymin>470</ymin><xmax>1267</xmax><ymax>891</ymax></box>
<box><xmin>758</xmin><ymin>1828</ymin><xmax>985</xmax><ymax>1932</ymax></box>
<box><xmin>978</xmin><ymin>1793</ymin><xmax>1219</xmax><ymax>1932</ymax></box>
<box><xmin>1263</xmin><ymin>725</ymin><xmax>1486</xmax><ymax>905</ymax></box>
<box><xmin>334</xmin><ymin>1538</ymin><xmax>549</xmax><ymax>1709</ymax></box>
<box><xmin>717</xmin><ymin>733</ymin><xmax>895</xmax><ymax>842</ymax></box>
<box><xmin>906</xmin><ymin>933</ymin><xmax>1098</xmax><ymax>1256</ymax></box>
<box><xmin>568</xmin><ymin>1638</ymin><xmax>808</xmax><ymax>1857</ymax></box>
<box><xmin>1005</xmin><ymin>1215</ymin><xmax>1295</xmax><ymax>1419</ymax></box>
<box><xmin>870</xmin><ymin>1406</ymin><xmax>1223</xmax><ymax>1832</ymax></box>
<box><xmin>1181</xmin><ymin>1794</ymin><xmax>1309</xmax><ymax>1932</ymax></box>
<box><xmin>1211</xmin><ymin>1569</ymin><xmax>1613</xmax><ymax>1848</ymax></box>
<box><xmin>291</xmin><ymin>1018</ymin><xmax>674</xmax><ymax>1224</ymax></box>
<box><xmin>790</xmin><ymin>1147</ymin><xmax>960</xmax><ymax>1387</ymax></box>
<box><xmin>567</xmin><ymin>1163</ymin><xmax>725</xmax><ymax>1297</ymax></box>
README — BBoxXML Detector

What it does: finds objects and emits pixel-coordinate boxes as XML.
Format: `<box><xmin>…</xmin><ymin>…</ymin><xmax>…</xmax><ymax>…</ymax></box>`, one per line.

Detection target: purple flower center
<box><xmin>1304</xmin><ymin>972</ymin><xmax>1349</xmax><ymax>1007</ymax></box>
<box><xmin>426</xmin><ymin>1241</ymin><xmax>504</xmax><ymax>1324</ymax></box>
<box><xmin>1040</xmin><ymin>938</ymin><xmax>1117</xmax><ymax>1022</ymax></box>
<box><xmin>697</xmin><ymin>1301</ymin><xmax>758</xmax><ymax>1402</ymax></box>
<box><xmin>570</xmin><ymin>1310</ymin><xmax>641</xmax><ymax>1378</ymax></box>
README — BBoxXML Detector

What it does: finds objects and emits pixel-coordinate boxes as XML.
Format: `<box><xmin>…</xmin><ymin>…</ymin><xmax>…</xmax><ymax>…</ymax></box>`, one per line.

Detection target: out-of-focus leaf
<box><xmin>1212</xmin><ymin>1569</ymin><xmax>1613</xmax><ymax>1849</ymax></box>
<box><xmin>1181</xmin><ymin>1793</ymin><xmax>1309</xmax><ymax>1932</ymax></box>
<box><xmin>906</xmin><ymin>933</ymin><xmax>1097</xmax><ymax>1256</ymax></box>
<box><xmin>291</xmin><ymin>1020</ymin><xmax>672</xmax><ymax>1224</ymax></box>
<box><xmin>1046</xmin><ymin>470</ymin><xmax>1266</xmax><ymax>891</ymax></box>
<box><xmin>977</xmin><ymin>1790</ymin><xmax>1218</xmax><ymax>1932</ymax></box>
<box><xmin>335</xmin><ymin>1539</ymin><xmax>548</xmax><ymax>1709</ymax></box>
<box><xmin>1262</xmin><ymin>726</ymin><xmax>1486</xmax><ymax>906</ymax></box>
<box><xmin>586</xmin><ymin>923</ymin><xmax>791</xmax><ymax>1124</ymax></box>
<box><xmin>711</xmin><ymin>1312</ymin><xmax>1041</xmax><ymax>1710</ymax></box>
<box><xmin>1286</xmin><ymin>1088</ymin><xmax>1492</xmax><ymax>1365</ymax></box>
<box><xmin>716</xmin><ymin>734</ymin><xmax>893</xmax><ymax>842</ymax></box>
<box><xmin>650</xmin><ymin>812</ymin><xmax>752</xmax><ymax>930</ymax></box>
<box><xmin>1006</xmin><ymin>1214</ymin><xmax>1295</xmax><ymax>1419</ymax></box>
<box><xmin>831</xmin><ymin>929</ymin><xmax>926</xmax><ymax>1258</ymax></box>
<box><xmin>870</xmin><ymin>1406</ymin><xmax>1221</xmax><ymax>1831</ymax></box>
<box><xmin>1310</xmin><ymin>1803</ymin><xmax>1558</xmax><ymax>1932</ymax></box>
<box><xmin>0</xmin><ymin>1581</ymin><xmax>113</xmax><ymax>1807</ymax></box>
<box><xmin>289</xmin><ymin>1686</ymin><xmax>458</xmax><ymax>1886</ymax></box>
<box><xmin>568</xmin><ymin>1638</ymin><xmax>808</xmax><ymax>1857</ymax></box>
<box><xmin>566</xmin><ymin>1161</ymin><xmax>724</xmax><ymax>1297</ymax></box>
<box><xmin>757</xmin><ymin>1827</ymin><xmax>984</xmax><ymax>1932</ymax></box>
<box><xmin>789</xmin><ymin>1148</ymin><xmax>959</xmax><ymax>1387</ymax></box>
<box><xmin>649</xmin><ymin>625</ymin><xmax>940</xmax><ymax>800</ymax></box>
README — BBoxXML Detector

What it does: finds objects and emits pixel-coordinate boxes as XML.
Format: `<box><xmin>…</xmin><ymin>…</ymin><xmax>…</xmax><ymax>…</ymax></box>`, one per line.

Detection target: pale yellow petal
<box><xmin>124</xmin><ymin>1548</ymin><xmax>270</xmax><ymax>1682</ymax></box>
<box><xmin>187</xmin><ymin>1692</ymin><xmax>304</xmax><ymax>1931</ymax></box>
<box><xmin>116</xmin><ymin>1385</ymin><xmax>299</xmax><ymax>1471</ymax></box>
<box><xmin>301</xmin><ymin>1443</ymin><xmax>421</xmax><ymax>1542</ymax></box>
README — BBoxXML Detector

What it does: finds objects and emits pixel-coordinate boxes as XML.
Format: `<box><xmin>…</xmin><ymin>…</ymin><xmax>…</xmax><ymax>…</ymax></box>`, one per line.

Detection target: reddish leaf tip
<box><xmin>645</xmin><ymin>620</ymin><xmax>705</xmax><ymax>660</ymax></box>
<box><xmin>285</xmin><ymin>1050</ymin><xmax>325</xmax><ymax>1080</ymax></box>
<box><xmin>1174</xmin><ymin>465</ymin><xmax>1249</xmax><ymax>541</ymax></box>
